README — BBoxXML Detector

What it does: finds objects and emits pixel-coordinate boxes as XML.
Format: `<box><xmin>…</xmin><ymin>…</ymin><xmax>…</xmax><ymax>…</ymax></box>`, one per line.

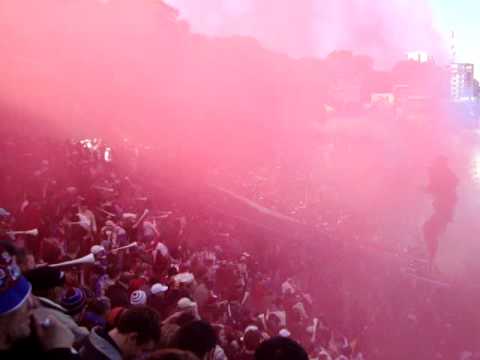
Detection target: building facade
<box><xmin>450</xmin><ymin>63</ymin><xmax>475</xmax><ymax>102</ymax></box>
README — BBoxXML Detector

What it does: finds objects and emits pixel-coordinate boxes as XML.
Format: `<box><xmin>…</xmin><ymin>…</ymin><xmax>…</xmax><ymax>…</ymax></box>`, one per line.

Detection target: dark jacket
<box><xmin>105</xmin><ymin>284</ymin><xmax>129</xmax><ymax>309</ymax></box>
<box><xmin>148</xmin><ymin>295</ymin><xmax>167</xmax><ymax>319</ymax></box>
<box><xmin>0</xmin><ymin>336</ymin><xmax>78</xmax><ymax>360</ymax></box>
<box><xmin>79</xmin><ymin>327</ymin><xmax>122</xmax><ymax>360</ymax></box>
<box><xmin>0</xmin><ymin>348</ymin><xmax>78</xmax><ymax>360</ymax></box>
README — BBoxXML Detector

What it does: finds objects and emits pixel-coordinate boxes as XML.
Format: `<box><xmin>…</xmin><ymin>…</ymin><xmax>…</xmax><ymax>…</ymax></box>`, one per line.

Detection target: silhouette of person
<box><xmin>423</xmin><ymin>156</ymin><xmax>458</xmax><ymax>265</ymax></box>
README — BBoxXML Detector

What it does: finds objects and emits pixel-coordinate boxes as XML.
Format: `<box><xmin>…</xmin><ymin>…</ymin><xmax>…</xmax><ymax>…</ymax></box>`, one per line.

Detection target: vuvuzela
<box><xmin>7</xmin><ymin>228</ymin><xmax>39</xmax><ymax>237</ymax></box>
<box><xmin>49</xmin><ymin>253</ymin><xmax>96</xmax><ymax>268</ymax></box>
<box><xmin>111</xmin><ymin>242</ymin><xmax>138</xmax><ymax>252</ymax></box>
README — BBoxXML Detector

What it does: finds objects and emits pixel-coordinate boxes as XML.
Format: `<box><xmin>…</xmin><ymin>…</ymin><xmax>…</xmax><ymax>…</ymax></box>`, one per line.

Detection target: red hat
<box><xmin>106</xmin><ymin>307</ymin><xmax>126</xmax><ymax>328</ymax></box>
<box><xmin>129</xmin><ymin>278</ymin><xmax>146</xmax><ymax>293</ymax></box>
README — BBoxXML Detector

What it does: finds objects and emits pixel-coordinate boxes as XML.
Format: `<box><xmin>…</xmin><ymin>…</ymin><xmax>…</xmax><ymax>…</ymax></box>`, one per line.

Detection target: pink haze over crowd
<box><xmin>2</xmin><ymin>2</ymin><xmax>480</xmax><ymax>358</ymax></box>
<box><xmin>0</xmin><ymin>0</ymin><xmax>475</xmax><ymax>279</ymax></box>
<box><xmin>165</xmin><ymin>0</ymin><xmax>447</xmax><ymax>66</ymax></box>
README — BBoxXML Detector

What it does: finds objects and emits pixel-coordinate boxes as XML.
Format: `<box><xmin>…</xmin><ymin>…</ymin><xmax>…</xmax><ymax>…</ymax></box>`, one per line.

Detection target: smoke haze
<box><xmin>2</xmin><ymin>3</ymin><xmax>480</xmax><ymax>357</ymax></box>
<box><xmin>165</xmin><ymin>0</ymin><xmax>447</xmax><ymax>66</ymax></box>
<box><xmin>0</xmin><ymin>0</ymin><xmax>472</xmax><ymax>280</ymax></box>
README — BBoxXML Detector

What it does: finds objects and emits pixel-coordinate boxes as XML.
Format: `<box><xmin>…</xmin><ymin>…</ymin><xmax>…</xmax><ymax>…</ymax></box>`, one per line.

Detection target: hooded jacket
<box><xmin>79</xmin><ymin>327</ymin><xmax>122</xmax><ymax>360</ymax></box>
<box><xmin>37</xmin><ymin>297</ymin><xmax>89</xmax><ymax>343</ymax></box>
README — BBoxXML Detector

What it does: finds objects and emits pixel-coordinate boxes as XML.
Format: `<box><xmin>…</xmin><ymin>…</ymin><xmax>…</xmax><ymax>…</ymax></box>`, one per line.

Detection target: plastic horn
<box><xmin>97</xmin><ymin>207</ymin><xmax>116</xmax><ymax>218</ymax></box>
<box><xmin>311</xmin><ymin>318</ymin><xmax>319</xmax><ymax>344</ymax></box>
<box><xmin>132</xmin><ymin>209</ymin><xmax>149</xmax><ymax>229</ymax></box>
<box><xmin>111</xmin><ymin>242</ymin><xmax>138</xmax><ymax>253</ymax></box>
<box><xmin>7</xmin><ymin>228</ymin><xmax>39</xmax><ymax>237</ymax></box>
<box><xmin>152</xmin><ymin>211</ymin><xmax>173</xmax><ymax>219</ymax></box>
<box><xmin>92</xmin><ymin>185</ymin><xmax>115</xmax><ymax>193</ymax></box>
<box><xmin>49</xmin><ymin>253</ymin><xmax>96</xmax><ymax>268</ymax></box>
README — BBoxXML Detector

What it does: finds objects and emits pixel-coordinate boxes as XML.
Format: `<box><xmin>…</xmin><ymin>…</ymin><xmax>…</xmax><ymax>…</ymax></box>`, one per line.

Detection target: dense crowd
<box><xmin>0</xmin><ymin>135</ymin><xmax>364</xmax><ymax>360</ymax></box>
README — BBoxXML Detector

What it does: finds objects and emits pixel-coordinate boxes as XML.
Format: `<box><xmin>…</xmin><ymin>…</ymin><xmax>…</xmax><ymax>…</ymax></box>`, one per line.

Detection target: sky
<box><xmin>164</xmin><ymin>0</ymin><xmax>480</xmax><ymax>69</ymax></box>
<box><xmin>432</xmin><ymin>0</ymin><xmax>480</xmax><ymax>66</ymax></box>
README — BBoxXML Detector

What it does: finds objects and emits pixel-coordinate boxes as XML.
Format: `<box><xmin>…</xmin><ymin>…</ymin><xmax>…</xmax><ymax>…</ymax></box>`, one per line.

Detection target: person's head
<box><xmin>25</xmin><ymin>266</ymin><xmax>65</xmax><ymax>303</ymax></box>
<box><xmin>109</xmin><ymin>306</ymin><xmax>161</xmax><ymax>359</ymax></box>
<box><xmin>254</xmin><ymin>337</ymin><xmax>308</xmax><ymax>360</ymax></box>
<box><xmin>174</xmin><ymin>320</ymin><xmax>217</xmax><ymax>359</ymax></box>
<box><xmin>177</xmin><ymin>297</ymin><xmax>196</xmax><ymax>312</ymax></box>
<box><xmin>0</xmin><ymin>242</ymin><xmax>36</xmax><ymax>349</ymax></box>
<box><xmin>175</xmin><ymin>312</ymin><xmax>196</xmax><ymax>327</ymax></box>
<box><xmin>88</xmin><ymin>297</ymin><xmax>110</xmax><ymax>316</ymax></box>
<box><xmin>334</xmin><ymin>335</ymin><xmax>352</xmax><ymax>357</ymax></box>
<box><xmin>16</xmin><ymin>248</ymin><xmax>36</xmax><ymax>273</ymax></box>
<box><xmin>168</xmin><ymin>265</ymin><xmax>179</xmax><ymax>277</ymax></box>
<box><xmin>243</xmin><ymin>326</ymin><xmax>263</xmax><ymax>352</ymax></box>
<box><xmin>0</xmin><ymin>292</ymin><xmax>37</xmax><ymax>349</ymax></box>
<box><xmin>266</xmin><ymin>313</ymin><xmax>282</xmax><ymax>334</ymax></box>
<box><xmin>106</xmin><ymin>306</ymin><xmax>127</xmax><ymax>331</ymax></box>
<box><xmin>317</xmin><ymin>348</ymin><xmax>332</xmax><ymax>360</ymax></box>
<box><xmin>130</xmin><ymin>290</ymin><xmax>148</xmax><ymax>306</ymax></box>
<box><xmin>0</xmin><ymin>208</ymin><xmax>12</xmax><ymax>230</ymax></box>
<box><xmin>107</xmin><ymin>266</ymin><xmax>121</xmax><ymax>281</ymax></box>
<box><xmin>60</xmin><ymin>287</ymin><xmax>87</xmax><ymax>318</ymax></box>
<box><xmin>146</xmin><ymin>349</ymin><xmax>199</xmax><ymax>360</ymax></box>
<box><xmin>78</xmin><ymin>200</ymin><xmax>88</xmax><ymax>212</ymax></box>
<box><xmin>151</xmin><ymin>283</ymin><xmax>168</xmax><ymax>297</ymax></box>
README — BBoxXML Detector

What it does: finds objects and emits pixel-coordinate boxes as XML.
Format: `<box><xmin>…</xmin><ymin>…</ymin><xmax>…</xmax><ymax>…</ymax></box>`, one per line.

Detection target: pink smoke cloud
<box><xmin>165</xmin><ymin>0</ymin><xmax>447</xmax><ymax>67</ymax></box>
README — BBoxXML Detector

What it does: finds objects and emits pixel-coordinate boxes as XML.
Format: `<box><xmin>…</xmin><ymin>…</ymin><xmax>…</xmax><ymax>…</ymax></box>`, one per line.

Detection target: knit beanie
<box><xmin>0</xmin><ymin>245</ymin><xmax>31</xmax><ymax>315</ymax></box>
<box><xmin>60</xmin><ymin>287</ymin><xmax>87</xmax><ymax>315</ymax></box>
<box><xmin>130</xmin><ymin>290</ymin><xmax>147</xmax><ymax>306</ymax></box>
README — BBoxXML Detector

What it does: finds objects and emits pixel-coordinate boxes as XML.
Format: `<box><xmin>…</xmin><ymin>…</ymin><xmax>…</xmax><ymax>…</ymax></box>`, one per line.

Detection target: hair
<box><xmin>146</xmin><ymin>349</ymin><xmax>199</xmax><ymax>360</ymax></box>
<box><xmin>87</xmin><ymin>298</ymin><xmax>109</xmax><ymax>315</ymax></box>
<box><xmin>159</xmin><ymin>323</ymin><xmax>180</xmax><ymax>348</ymax></box>
<box><xmin>14</xmin><ymin>247</ymin><xmax>27</xmax><ymax>261</ymax></box>
<box><xmin>244</xmin><ymin>329</ymin><xmax>263</xmax><ymax>351</ymax></box>
<box><xmin>117</xmin><ymin>306</ymin><xmax>161</xmax><ymax>345</ymax></box>
<box><xmin>254</xmin><ymin>337</ymin><xmax>308</xmax><ymax>360</ymax></box>
<box><xmin>0</xmin><ymin>240</ymin><xmax>17</xmax><ymax>255</ymax></box>
<box><xmin>15</xmin><ymin>247</ymin><xmax>34</xmax><ymax>268</ymax></box>
<box><xmin>175</xmin><ymin>312</ymin><xmax>196</xmax><ymax>327</ymax></box>
<box><xmin>107</xmin><ymin>266</ymin><xmax>120</xmax><ymax>279</ymax></box>
<box><xmin>174</xmin><ymin>320</ymin><xmax>217</xmax><ymax>358</ymax></box>
<box><xmin>78</xmin><ymin>199</ymin><xmax>89</xmax><ymax>208</ymax></box>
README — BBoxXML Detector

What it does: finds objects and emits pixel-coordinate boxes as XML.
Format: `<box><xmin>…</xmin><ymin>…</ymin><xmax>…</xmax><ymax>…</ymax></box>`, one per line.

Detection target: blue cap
<box><xmin>0</xmin><ymin>246</ymin><xmax>32</xmax><ymax>315</ymax></box>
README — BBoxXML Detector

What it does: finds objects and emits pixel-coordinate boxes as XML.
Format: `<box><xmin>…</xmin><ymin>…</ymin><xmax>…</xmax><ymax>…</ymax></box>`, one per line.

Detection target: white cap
<box><xmin>318</xmin><ymin>349</ymin><xmax>332</xmax><ymax>360</ymax></box>
<box><xmin>122</xmin><ymin>213</ymin><xmax>137</xmax><ymax>220</ymax></box>
<box><xmin>174</xmin><ymin>272</ymin><xmax>195</xmax><ymax>284</ymax></box>
<box><xmin>151</xmin><ymin>283</ymin><xmax>168</xmax><ymax>295</ymax></box>
<box><xmin>281</xmin><ymin>280</ymin><xmax>295</xmax><ymax>295</ymax></box>
<box><xmin>155</xmin><ymin>242</ymin><xmax>169</xmax><ymax>257</ymax></box>
<box><xmin>244</xmin><ymin>325</ymin><xmax>259</xmax><ymax>334</ymax></box>
<box><xmin>278</xmin><ymin>328</ymin><xmax>291</xmax><ymax>338</ymax></box>
<box><xmin>130</xmin><ymin>290</ymin><xmax>147</xmax><ymax>306</ymax></box>
<box><xmin>177</xmin><ymin>297</ymin><xmax>196</xmax><ymax>310</ymax></box>
<box><xmin>91</xmin><ymin>245</ymin><xmax>105</xmax><ymax>255</ymax></box>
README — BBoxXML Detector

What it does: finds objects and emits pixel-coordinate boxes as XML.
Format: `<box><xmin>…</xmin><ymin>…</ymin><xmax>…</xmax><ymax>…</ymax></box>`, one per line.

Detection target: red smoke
<box><xmin>0</xmin><ymin>0</ymin><xmax>456</xmax><ymax>232</ymax></box>
<box><xmin>0</xmin><ymin>0</ymin><xmax>327</xmax><ymax>167</ymax></box>
<box><xmin>166</xmin><ymin>0</ymin><xmax>447</xmax><ymax>67</ymax></box>
<box><xmin>1</xmin><ymin>3</ymin><xmax>479</xmax><ymax>358</ymax></box>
